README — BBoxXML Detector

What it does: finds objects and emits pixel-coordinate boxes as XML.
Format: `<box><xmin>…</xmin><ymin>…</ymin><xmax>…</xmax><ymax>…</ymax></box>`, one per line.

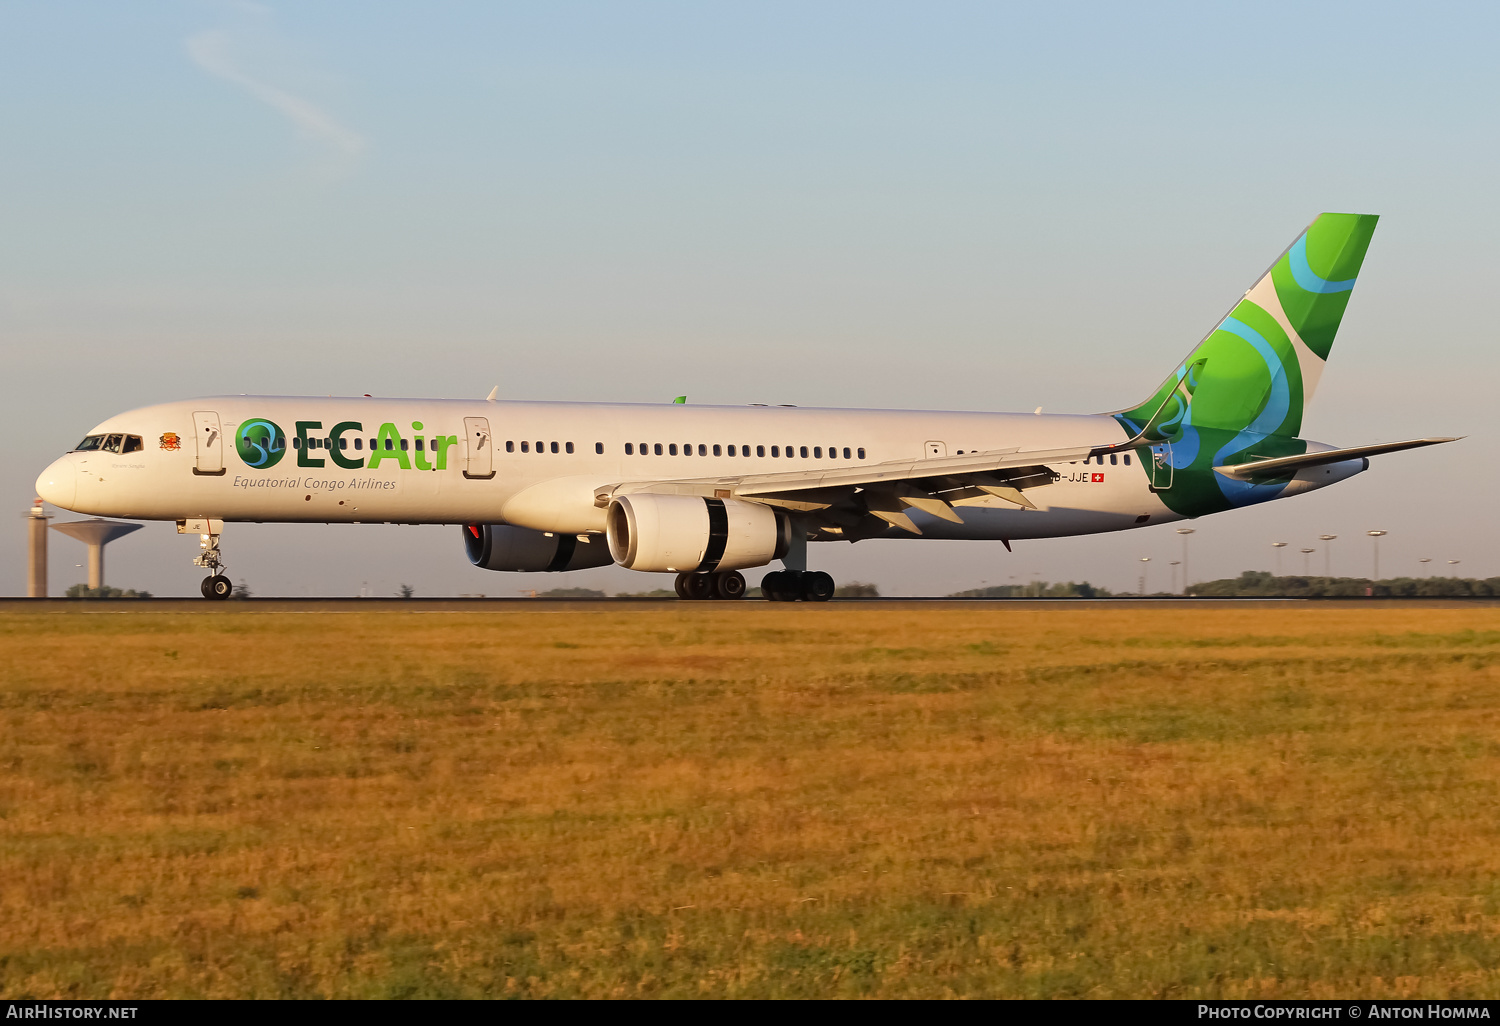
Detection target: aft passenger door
<box><xmin>1149</xmin><ymin>443</ymin><xmax>1173</xmax><ymax>491</ymax></box>
<box><xmin>463</xmin><ymin>416</ymin><xmax>495</xmax><ymax>480</ymax></box>
<box><xmin>192</xmin><ymin>411</ymin><xmax>225</xmax><ymax>476</ymax></box>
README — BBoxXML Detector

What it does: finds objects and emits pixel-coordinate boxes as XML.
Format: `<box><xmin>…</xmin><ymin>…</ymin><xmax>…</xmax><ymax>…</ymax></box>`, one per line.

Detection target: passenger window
<box><xmin>291</xmin><ymin>437</ymin><xmax>301</xmax><ymax>450</ymax></box>
<box><xmin>800</xmin><ymin>446</ymin><xmax>809</xmax><ymax>458</ymax></box>
<box><xmin>842</xmin><ymin>447</ymin><xmax>850</xmax><ymax>459</ymax></box>
<box><xmin>727</xmin><ymin>445</ymin><xmax>736</xmax><ymax>456</ymax></box>
<box><xmin>386</xmin><ymin>438</ymin><xmax>394</xmax><ymax>451</ymax></box>
<box><xmin>1110</xmin><ymin>454</ymin><xmax>1117</xmax><ymax>465</ymax></box>
<box><xmin>857</xmin><ymin>448</ymin><xmax>866</xmax><ymax>460</ymax></box>
<box><xmin>551</xmin><ymin>441</ymin><xmax>559</xmax><ymax>453</ymax></box>
<box><xmin>506</xmin><ymin>440</ymin><xmax>514</xmax><ymax>452</ymax></box>
<box><xmin>415</xmin><ymin>438</ymin><xmax>424</xmax><ymax>451</ymax></box>
<box><xmin>123</xmin><ymin>435</ymin><xmax>144</xmax><ymax>453</ymax></box>
<box><xmin>757</xmin><ymin>445</ymin><xmax>765</xmax><ymax>457</ymax></box>
<box><xmin>355</xmin><ymin>438</ymin><xmax>363</xmax><ymax>451</ymax></box>
<box><xmin>339</xmin><ymin>438</ymin><xmax>348</xmax><ymax>450</ymax></box>
<box><xmin>536</xmin><ymin>441</ymin><xmax>544</xmax><ymax>453</ymax></box>
<box><xmin>400</xmin><ymin>439</ymin><xmax>409</xmax><ymax>451</ymax></box>
<box><xmin>624</xmin><ymin>443</ymin><xmax>633</xmax><ymax>455</ymax></box>
<box><xmin>654</xmin><ymin>443</ymin><xmax>663</xmax><ymax>455</ymax></box>
<box><xmin>1123</xmin><ymin>454</ymin><xmax>1131</xmax><ymax>466</ymax></box>
<box><xmin>713</xmin><ymin>444</ymin><xmax>721</xmax><ymax>456</ymax></box>
<box><xmin>698</xmin><ymin>444</ymin><xmax>707</xmax><ymax>456</ymax></box>
<box><xmin>771</xmin><ymin>446</ymin><xmax>779</xmax><ymax>457</ymax></box>
<box><xmin>521</xmin><ymin>441</ymin><xmax>530</xmax><ymax>453</ymax></box>
<box><xmin>593</xmin><ymin>442</ymin><xmax>601</xmax><ymax>454</ymax></box>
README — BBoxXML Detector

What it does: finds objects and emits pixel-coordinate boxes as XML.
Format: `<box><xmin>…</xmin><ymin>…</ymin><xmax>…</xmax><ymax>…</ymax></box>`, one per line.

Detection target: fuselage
<box><xmin>35</xmin><ymin>395</ymin><xmax>1364</xmax><ymax>546</ymax></box>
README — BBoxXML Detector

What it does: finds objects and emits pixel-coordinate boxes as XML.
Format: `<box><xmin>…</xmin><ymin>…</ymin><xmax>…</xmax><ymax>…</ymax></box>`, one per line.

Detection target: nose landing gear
<box><xmin>178</xmin><ymin>518</ymin><xmax>233</xmax><ymax>600</ymax></box>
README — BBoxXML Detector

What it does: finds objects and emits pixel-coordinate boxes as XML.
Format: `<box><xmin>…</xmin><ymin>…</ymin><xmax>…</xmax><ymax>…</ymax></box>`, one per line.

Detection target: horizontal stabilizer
<box><xmin>1214</xmin><ymin>437</ymin><xmax>1460</xmax><ymax>480</ymax></box>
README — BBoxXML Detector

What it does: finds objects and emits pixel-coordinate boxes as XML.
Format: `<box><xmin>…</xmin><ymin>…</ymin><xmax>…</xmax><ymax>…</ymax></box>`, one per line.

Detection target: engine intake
<box><xmin>463</xmin><ymin>524</ymin><xmax>614</xmax><ymax>572</ymax></box>
<box><xmin>606</xmin><ymin>493</ymin><xmax>788</xmax><ymax>573</ymax></box>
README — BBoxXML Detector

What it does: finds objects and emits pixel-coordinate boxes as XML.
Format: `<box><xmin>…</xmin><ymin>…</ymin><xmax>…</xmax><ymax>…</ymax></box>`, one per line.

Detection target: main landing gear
<box><xmin>760</xmin><ymin>570</ymin><xmax>835</xmax><ymax>602</ymax></box>
<box><xmin>674</xmin><ymin>570</ymin><xmax>747</xmax><ymax>600</ymax></box>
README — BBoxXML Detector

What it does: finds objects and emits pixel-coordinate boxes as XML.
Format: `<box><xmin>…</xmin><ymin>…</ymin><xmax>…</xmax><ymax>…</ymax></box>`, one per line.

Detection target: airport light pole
<box><xmin>1139</xmin><ymin>557</ymin><xmax>1150</xmax><ymax>596</ymax></box>
<box><xmin>1300</xmin><ymin>547</ymin><xmax>1316</xmax><ymax>574</ymax></box>
<box><xmin>1170</xmin><ymin>560</ymin><xmax>1181</xmax><ymax>594</ymax></box>
<box><xmin>1271</xmin><ymin>541</ymin><xmax>1287</xmax><ymax>577</ymax></box>
<box><xmin>1319</xmin><ymin>534</ymin><xmax>1337</xmax><ymax>578</ymax></box>
<box><xmin>1418</xmin><ymin>558</ymin><xmax>1431</xmax><ymax>577</ymax></box>
<box><xmin>1176</xmin><ymin>528</ymin><xmax>1195</xmax><ymax>594</ymax></box>
<box><xmin>1366</xmin><ymin>530</ymin><xmax>1387</xmax><ymax>581</ymax></box>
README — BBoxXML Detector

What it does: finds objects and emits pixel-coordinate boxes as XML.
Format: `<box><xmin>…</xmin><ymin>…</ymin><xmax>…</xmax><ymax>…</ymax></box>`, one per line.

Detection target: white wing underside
<box><xmin>595</xmin><ymin>441</ymin><xmax>1122</xmax><ymax>536</ymax></box>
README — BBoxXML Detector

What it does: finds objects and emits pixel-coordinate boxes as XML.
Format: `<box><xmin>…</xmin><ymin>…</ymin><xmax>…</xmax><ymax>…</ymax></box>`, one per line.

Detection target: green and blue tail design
<box><xmin>1114</xmin><ymin>212</ymin><xmax>1379</xmax><ymax>515</ymax></box>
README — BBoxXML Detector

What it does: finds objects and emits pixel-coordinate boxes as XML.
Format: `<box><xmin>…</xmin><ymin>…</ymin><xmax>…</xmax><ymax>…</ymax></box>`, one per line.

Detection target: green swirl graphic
<box><xmin>236</xmin><ymin>418</ymin><xmax>287</xmax><ymax>469</ymax></box>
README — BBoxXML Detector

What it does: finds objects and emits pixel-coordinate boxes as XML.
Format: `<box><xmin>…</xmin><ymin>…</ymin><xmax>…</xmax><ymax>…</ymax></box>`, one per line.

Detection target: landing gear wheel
<box><xmin>674</xmin><ymin>573</ymin><xmax>691</xmax><ymax>599</ymax></box>
<box><xmin>804</xmin><ymin>571</ymin><xmax>835</xmax><ymax>602</ymax></box>
<box><xmin>203</xmin><ymin>575</ymin><xmax>233</xmax><ymax>601</ymax></box>
<box><xmin>682</xmin><ymin>573</ymin><xmax>715</xmax><ymax>601</ymax></box>
<box><xmin>762</xmin><ymin>570</ymin><xmax>805</xmax><ymax>602</ymax></box>
<box><xmin>713</xmin><ymin>570</ymin><xmax>747</xmax><ymax>600</ymax></box>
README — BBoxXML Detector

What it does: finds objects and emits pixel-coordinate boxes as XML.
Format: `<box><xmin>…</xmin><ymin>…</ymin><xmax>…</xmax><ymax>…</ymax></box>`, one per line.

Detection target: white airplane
<box><xmin>36</xmin><ymin>213</ymin><xmax>1454</xmax><ymax>600</ymax></box>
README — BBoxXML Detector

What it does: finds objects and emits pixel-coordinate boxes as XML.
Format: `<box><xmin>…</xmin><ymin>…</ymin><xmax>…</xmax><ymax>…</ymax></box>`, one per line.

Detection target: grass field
<box><xmin>4</xmin><ymin>602</ymin><xmax>1500</xmax><ymax>999</ymax></box>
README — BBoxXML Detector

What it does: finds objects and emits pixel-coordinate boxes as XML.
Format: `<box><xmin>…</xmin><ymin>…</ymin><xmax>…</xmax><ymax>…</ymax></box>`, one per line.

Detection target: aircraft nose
<box><xmin>35</xmin><ymin>458</ymin><xmax>77</xmax><ymax>509</ymax></box>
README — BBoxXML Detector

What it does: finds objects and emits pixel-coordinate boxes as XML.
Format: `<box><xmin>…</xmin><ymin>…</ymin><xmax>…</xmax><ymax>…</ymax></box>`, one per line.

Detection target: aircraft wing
<box><xmin>1213</xmin><ymin>437</ymin><xmax>1460</xmax><ymax>481</ymax></box>
<box><xmin>597</xmin><ymin>432</ymin><xmax>1146</xmax><ymax>535</ymax></box>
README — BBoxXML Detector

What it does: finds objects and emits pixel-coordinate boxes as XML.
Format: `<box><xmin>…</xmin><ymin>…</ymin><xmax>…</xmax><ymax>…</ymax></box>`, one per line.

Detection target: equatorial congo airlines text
<box><xmin>1199</xmin><ymin>1006</ymin><xmax>1491</xmax><ymax>1019</ymax></box>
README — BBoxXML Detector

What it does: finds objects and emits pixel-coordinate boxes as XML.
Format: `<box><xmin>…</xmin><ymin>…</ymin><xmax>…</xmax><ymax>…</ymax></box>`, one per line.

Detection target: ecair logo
<box><xmin>236</xmin><ymin>419</ymin><xmax>287</xmax><ymax>468</ymax></box>
<box><xmin>233</xmin><ymin>417</ymin><xmax>458</xmax><ymax>474</ymax></box>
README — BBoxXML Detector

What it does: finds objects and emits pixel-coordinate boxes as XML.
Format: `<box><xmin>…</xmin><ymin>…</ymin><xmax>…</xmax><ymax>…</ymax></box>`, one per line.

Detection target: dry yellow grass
<box><xmin>3</xmin><ymin>602</ymin><xmax>1500</xmax><ymax>998</ymax></box>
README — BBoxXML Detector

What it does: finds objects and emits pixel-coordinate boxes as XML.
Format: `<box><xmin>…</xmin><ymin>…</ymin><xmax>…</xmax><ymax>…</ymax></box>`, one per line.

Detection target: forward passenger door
<box><xmin>192</xmin><ymin>411</ymin><xmax>225</xmax><ymax>476</ymax></box>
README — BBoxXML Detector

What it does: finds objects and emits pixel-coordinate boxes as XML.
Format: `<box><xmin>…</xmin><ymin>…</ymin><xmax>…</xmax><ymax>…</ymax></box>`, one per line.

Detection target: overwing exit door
<box><xmin>192</xmin><ymin>411</ymin><xmax>225</xmax><ymax>476</ymax></box>
<box><xmin>463</xmin><ymin>416</ymin><xmax>495</xmax><ymax>480</ymax></box>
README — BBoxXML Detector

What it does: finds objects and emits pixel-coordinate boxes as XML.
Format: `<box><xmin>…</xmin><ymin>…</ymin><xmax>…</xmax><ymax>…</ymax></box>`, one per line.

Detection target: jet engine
<box><xmin>606</xmin><ymin>493</ymin><xmax>789</xmax><ymax>573</ymax></box>
<box><xmin>463</xmin><ymin>523</ymin><xmax>614</xmax><ymax>572</ymax></box>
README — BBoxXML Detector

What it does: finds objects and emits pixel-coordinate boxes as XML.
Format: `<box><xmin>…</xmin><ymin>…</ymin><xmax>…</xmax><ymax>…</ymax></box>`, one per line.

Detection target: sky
<box><xmin>2</xmin><ymin>1</ymin><xmax>1496</xmax><ymax>597</ymax></box>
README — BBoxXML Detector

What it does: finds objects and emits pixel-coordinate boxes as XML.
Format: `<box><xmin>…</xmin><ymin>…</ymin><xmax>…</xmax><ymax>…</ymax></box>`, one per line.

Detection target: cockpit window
<box><xmin>73</xmin><ymin>435</ymin><xmax>106</xmax><ymax>452</ymax></box>
<box><xmin>122</xmin><ymin>435</ymin><xmax>144</xmax><ymax>453</ymax></box>
<box><xmin>101</xmin><ymin>434</ymin><xmax>123</xmax><ymax>453</ymax></box>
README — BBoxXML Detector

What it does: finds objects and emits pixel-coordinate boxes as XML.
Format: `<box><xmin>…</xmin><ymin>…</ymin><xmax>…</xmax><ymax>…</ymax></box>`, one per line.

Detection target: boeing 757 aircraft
<box><xmin>36</xmin><ymin>213</ymin><xmax>1454</xmax><ymax>600</ymax></box>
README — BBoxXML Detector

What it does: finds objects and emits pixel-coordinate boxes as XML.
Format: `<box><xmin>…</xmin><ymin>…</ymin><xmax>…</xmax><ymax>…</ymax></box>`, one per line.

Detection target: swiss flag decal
<box><xmin>1091</xmin><ymin>473</ymin><xmax>1105</xmax><ymax>482</ymax></box>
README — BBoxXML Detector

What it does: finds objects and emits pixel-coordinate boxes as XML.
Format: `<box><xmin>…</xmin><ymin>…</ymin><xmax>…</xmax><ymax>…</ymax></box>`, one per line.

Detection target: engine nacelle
<box><xmin>606</xmin><ymin>493</ymin><xmax>788</xmax><ymax>573</ymax></box>
<box><xmin>463</xmin><ymin>523</ymin><xmax>614</xmax><ymax>572</ymax></box>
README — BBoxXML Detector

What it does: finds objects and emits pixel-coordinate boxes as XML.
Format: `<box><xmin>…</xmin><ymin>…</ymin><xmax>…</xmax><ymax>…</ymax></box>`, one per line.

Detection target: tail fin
<box><xmin>1116</xmin><ymin>212</ymin><xmax>1379</xmax><ymax>441</ymax></box>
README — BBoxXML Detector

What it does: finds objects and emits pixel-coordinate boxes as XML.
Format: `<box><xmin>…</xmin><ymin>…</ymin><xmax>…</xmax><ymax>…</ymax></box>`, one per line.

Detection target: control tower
<box><xmin>27</xmin><ymin>499</ymin><xmax>51</xmax><ymax>597</ymax></box>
